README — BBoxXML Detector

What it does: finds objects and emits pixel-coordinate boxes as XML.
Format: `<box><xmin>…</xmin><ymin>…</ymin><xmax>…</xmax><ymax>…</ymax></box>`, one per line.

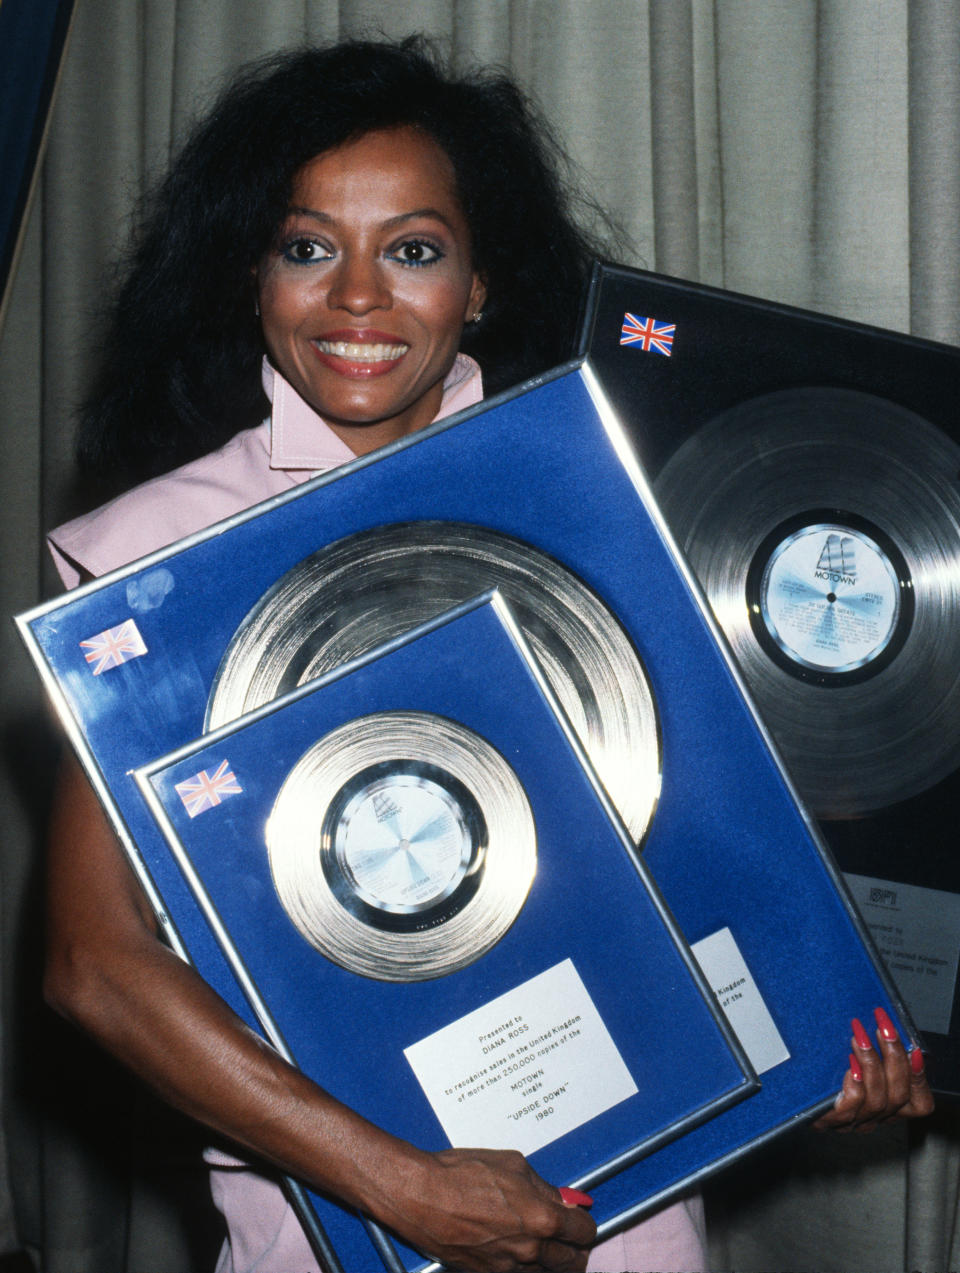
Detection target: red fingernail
<box><xmin>874</xmin><ymin>1006</ymin><xmax>898</xmax><ymax>1042</ymax></box>
<box><xmin>559</xmin><ymin>1187</ymin><xmax>593</xmax><ymax>1207</ymax></box>
<box><xmin>851</xmin><ymin>1018</ymin><xmax>872</xmax><ymax>1051</ymax></box>
<box><xmin>849</xmin><ymin>1051</ymin><xmax>863</xmax><ymax>1082</ymax></box>
<box><xmin>910</xmin><ymin>1047</ymin><xmax>925</xmax><ymax>1075</ymax></box>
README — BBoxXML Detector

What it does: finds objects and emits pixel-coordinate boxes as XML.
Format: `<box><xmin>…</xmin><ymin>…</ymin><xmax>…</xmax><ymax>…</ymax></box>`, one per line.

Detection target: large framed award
<box><xmin>17</xmin><ymin>362</ymin><xmax>917</xmax><ymax>1267</ymax></box>
<box><xmin>579</xmin><ymin>262</ymin><xmax>960</xmax><ymax>1095</ymax></box>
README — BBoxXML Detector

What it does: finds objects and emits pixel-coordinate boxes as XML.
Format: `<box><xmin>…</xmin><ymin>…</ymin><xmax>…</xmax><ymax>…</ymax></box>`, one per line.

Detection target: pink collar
<box><xmin>262</xmin><ymin>354</ymin><xmax>484</xmax><ymax>472</ymax></box>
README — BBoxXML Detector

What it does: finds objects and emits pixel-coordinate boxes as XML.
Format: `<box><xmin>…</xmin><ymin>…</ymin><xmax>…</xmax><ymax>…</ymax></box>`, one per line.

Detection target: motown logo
<box><xmin>372</xmin><ymin>789</ymin><xmax>403</xmax><ymax>823</ymax></box>
<box><xmin>814</xmin><ymin>533</ymin><xmax>857</xmax><ymax>587</ymax></box>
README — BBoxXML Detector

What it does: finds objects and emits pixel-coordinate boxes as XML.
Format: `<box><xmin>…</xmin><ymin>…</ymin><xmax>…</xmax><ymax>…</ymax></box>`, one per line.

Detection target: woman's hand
<box><xmin>812</xmin><ymin>1007</ymin><xmax>934</xmax><ymax>1132</ymax></box>
<box><xmin>375</xmin><ymin>1147</ymin><xmax>596</xmax><ymax>1272</ymax></box>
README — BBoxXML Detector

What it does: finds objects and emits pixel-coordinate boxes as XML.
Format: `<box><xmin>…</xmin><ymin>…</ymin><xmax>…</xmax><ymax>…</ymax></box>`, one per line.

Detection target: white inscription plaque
<box><xmin>693</xmin><ymin>927</ymin><xmax>790</xmax><ymax>1074</ymax></box>
<box><xmin>404</xmin><ymin>959</ymin><xmax>638</xmax><ymax>1156</ymax></box>
<box><xmin>844</xmin><ymin>873</ymin><xmax>960</xmax><ymax>1035</ymax></box>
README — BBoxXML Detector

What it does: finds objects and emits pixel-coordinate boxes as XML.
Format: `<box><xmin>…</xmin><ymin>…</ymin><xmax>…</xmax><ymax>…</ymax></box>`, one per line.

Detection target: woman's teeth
<box><xmin>315</xmin><ymin>340</ymin><xmax>408</xmax><ymax>361</ymax></box>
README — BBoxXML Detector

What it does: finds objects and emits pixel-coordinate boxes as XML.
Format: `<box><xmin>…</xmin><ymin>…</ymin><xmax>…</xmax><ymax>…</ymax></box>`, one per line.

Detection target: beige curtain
<box><xmin>2</xmin><ymin>1</ymin><xmax>959</xmax><ymax>1269</ymax></box>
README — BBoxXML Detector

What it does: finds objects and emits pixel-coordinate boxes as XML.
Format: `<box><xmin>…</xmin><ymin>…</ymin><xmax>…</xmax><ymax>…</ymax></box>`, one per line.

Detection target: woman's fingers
<box><xmin>865</xmin><ymin>1007</ymin><xmax>933</xmax><ymax>1122</ymax></box>
<box><xmin>902</xmin><ymin>1038</ymin><xmax>935</xmax><ymax>1118</ymax></box>
<box><xmin>813</xmin><ymin>1007</ymin><xmax>933</xmax><ymax>1132</ymax></box>
<box><xmin>870</xmin><ymin>1008</ymin><xmax>911</xmax><ymax>1113</ymax></box>
<box><xmin>401</xmin><ymin>1147</ymin><xmax>597</xmax><ymax>1271</ymax></box>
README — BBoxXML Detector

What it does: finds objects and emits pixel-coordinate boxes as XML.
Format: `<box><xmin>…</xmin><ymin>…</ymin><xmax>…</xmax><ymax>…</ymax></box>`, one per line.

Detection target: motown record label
<box><xmin>655</xmin><ymin>387</ymin><xmax>960</xmax><ymax>817</ymax></box>
<box><xmin>207</xmin><ymin>520</ymin><xmax>660</xmax><ymax>845</ymax></box>
<box><xmin>758</xmin><ymin>522</ymin><xmax>902</xmax><ymax>674</ymax></box>
<box><xmin>267</xmin><ymin>711</ymin><xmax>537</xmax><ymax>981</ymax></box>
<box><xmin>322</xmin><ymin>768</ymin><xmax>478</xmax><ymax>918</ymax></box>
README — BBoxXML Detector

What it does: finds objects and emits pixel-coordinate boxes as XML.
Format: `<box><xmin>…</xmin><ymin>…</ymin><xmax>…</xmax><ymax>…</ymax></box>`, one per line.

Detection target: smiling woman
<box><xmin>45</xmin><ymin>36</ymin><xmax>614</xmax><ymax>1273</ymax></box>
<box><xmin>257</xmin><ymin>127</ymin><xmax>486</xmax><ymax>454</ymax></box>
<box><xmin>42</xmin><ymin>33</ymin><xmax>932</xmax><ymax>1273</ymax></box>
<box><xmin>73</xmin><ymin>37</ymin><xmax>601</xmax><ymax>497</ymax></box>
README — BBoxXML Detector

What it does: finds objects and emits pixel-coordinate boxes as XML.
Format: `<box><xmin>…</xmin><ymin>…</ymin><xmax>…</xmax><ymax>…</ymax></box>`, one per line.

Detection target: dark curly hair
<box><xmin>78</xmin><ymin>36</ymin><xmax>607</xmax><ymax>487</ymax></box>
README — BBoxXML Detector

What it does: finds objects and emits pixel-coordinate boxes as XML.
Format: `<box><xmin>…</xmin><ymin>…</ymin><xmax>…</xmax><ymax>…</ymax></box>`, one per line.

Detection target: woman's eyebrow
<box><xmin>382</xmin><ymin>207</ymin><xmax>455</xmax><ymax>230</ymax></box>
<box><xmin>284</xmin><ymin>206</ymin><xmax>334</xmax><ymax>222</ymax></box>
<box><xmin>283</xmin><ymin>206</ymin><xmax>455</xmax><ymax>229</ymax></box>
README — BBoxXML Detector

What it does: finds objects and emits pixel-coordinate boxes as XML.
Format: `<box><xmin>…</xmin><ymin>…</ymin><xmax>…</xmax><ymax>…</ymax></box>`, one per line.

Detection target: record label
<box><xmin>328</xmin><ymin>771</ymin><xmax>474</xmax><ymax>915</ymax></box>
<box><xmin>760</xmin><ymin>523</ymin><xmax>902</xmax><ymax>674</ymax></box>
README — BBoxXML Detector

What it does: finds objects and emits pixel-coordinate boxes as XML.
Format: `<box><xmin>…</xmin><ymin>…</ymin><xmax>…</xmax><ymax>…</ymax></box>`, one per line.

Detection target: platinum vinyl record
<box><xmin>207</xmin><ymin>521</ymin><xmax>660</xmax><ymax>844</ymax></box>
<box><xmin>266</xmin><ymin>711</ymin><xmax>536</xmax><ymax>981</ymax></box>
<box><xmin>655</xmin><ymin>387</ymin><xmax>960</xmax><ymax>818</ymax></box>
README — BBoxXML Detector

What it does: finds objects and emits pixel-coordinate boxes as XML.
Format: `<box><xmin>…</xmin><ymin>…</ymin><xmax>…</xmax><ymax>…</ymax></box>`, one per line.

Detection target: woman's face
<box><xmin>256</xmin><ymin>126</ymin><xmax>486</xmax><ymax>455</ymax></box>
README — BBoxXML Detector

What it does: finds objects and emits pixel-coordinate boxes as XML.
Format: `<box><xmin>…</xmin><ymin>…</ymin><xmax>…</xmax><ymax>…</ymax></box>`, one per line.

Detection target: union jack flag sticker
<box><xmin>79</xmin><ymin>618</ymin><xmax>148</xmax><ymax>675</ymax></box>
<box><xmin>175</xmin><ymin>760</ymin><xmax>243</xmax><ymax>818</ymax></box>
<box><xmin>620</xmin><ymin>313</ymin><xmax>676</xmax><ymax>356</ymax></box>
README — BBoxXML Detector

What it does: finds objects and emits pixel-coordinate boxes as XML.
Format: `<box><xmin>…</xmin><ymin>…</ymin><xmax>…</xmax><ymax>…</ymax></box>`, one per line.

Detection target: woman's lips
<box><xmin>310</xmin><ymin>332</ymin><xmax>410</xmax><ymax>376</ymax></box>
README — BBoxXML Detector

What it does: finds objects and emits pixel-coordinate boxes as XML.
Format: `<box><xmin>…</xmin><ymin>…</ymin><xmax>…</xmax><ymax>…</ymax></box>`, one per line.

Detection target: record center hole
<box><xmin>826</xmin><ymin>592</ymin><xmax>836</xmax><ymax>603</ymax></box>
<box><xmin>398</xmin><ymin>838</ymin><xmax>411</xmax><ymax>851</ymax></box>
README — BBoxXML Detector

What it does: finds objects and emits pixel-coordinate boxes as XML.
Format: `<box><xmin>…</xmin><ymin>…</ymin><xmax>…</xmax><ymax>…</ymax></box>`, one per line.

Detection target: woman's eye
<box><xmin>281</xmin><ymin>237</ymin><xmax>331</xmax><ymax>264</ymax></box>
<box><xmin>389</xmin><ymin>239</ymin><xmax>443</xmax><ymax>266</ymax></box>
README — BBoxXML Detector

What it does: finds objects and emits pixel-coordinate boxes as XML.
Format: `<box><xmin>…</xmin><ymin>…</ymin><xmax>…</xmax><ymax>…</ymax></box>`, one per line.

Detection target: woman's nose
<box><xmin>326</xmin><ymin>253</ymin><xmax>391</xmax><ymax>315</ymax></box>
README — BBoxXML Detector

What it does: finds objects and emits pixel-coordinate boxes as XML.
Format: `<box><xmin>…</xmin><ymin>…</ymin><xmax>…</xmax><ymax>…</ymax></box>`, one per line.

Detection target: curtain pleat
<box><xmin>649</xmin><ymin>1</ymin><xmax>699</xmax><ymax>278</ymax></box>
<box><xmin>905</xmin><ymin>1107</ymin><xmax>960</xmax><ymax>1273</ymax></box>
<box><xmin>908</xmin><ymin>0</ymin><xmax>960</xmax><ymax>344</ymax></box>
<box><xmin>510</xmin><ymin>3</ymin><xmax>656</xmax><ymax>261</ymax></box>
<box><xmin>714</xmin><ymin>1</ymin><xmax>819</xmax><ymax>308</ymax></box>
<box><xmin>812</xmin><ymin>1</ymin><xmax>910</xmax><ymax>328</ymax></box>
<box><xmin>3</xmin><ymin>2</ymin><xmax>959</xmax><ymax>1269</ymax></box>
<box><xmin>0</xmin><ymin>192</ymin><xmax>47</xmax><ymax>1267</ymax></box>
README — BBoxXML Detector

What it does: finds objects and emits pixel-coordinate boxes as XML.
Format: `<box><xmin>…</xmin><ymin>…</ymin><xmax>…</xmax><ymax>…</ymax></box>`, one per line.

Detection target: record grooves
<box><xmin>655</xmin><ymin>387</ymin><xmax>960</xmax><ymax>819</ymax></box>
<box><xmin>207</xmin><ymin>520</ymin><xmax>661</xmax><ymax>845</ymax></box>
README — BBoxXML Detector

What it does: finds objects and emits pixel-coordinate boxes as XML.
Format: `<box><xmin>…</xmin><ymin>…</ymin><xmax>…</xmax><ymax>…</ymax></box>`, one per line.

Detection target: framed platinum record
<box><xmin>135</xmin><ymin>593</ymin><xmax>757</xmax><ymax>1273</ymax></box>
<box><xmin>579</xmin><ymin>261</ymin><xmax>960</xmax><ymax>1093</ymax></box>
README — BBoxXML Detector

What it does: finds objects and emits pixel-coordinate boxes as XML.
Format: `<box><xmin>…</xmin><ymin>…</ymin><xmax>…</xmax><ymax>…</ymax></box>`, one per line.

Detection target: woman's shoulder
<box><xmin>48</xmin><ymin>420</ymin><xmax>281</xmax><ymax>587</ymax></box>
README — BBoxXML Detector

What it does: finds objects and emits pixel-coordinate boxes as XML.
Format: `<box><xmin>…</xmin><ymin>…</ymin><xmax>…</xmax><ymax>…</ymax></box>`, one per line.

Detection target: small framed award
<box><xmin>134</xmin><ymin>592</ymin><xmax>756</xmax><ymax>1270</ymax></box>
